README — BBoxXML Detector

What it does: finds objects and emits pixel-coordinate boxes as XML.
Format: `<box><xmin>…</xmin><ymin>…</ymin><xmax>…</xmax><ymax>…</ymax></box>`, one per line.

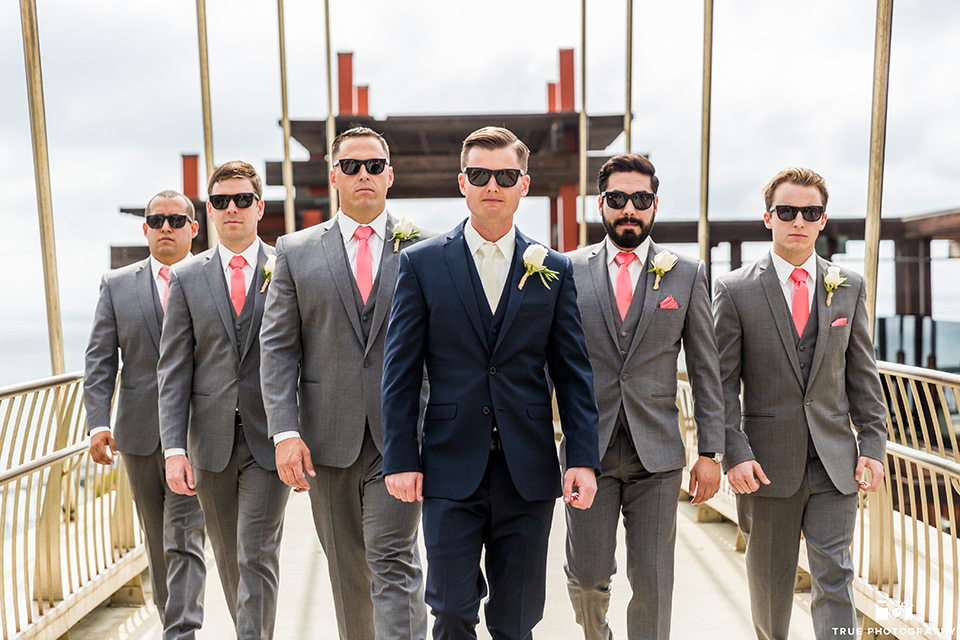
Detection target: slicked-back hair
<box><xmin>146</xmin><ymin>189</ymin><xmax>195</xmax><ymax>220</ymax></box>
<box><xmin>331</xmin><ymin>127</ymin><xmax>390</xmax><ymax>162</ymax></box>
<box><xmin>597</xmin><ymin>154</ymin><xmax>659</xmax><ymax>194</ymax></box>
<box><xmin>762</xmin><ymin>167</ymin><xmax>829</xmax><ymax>211</ymax></box>
<box><xmin>207</xmin><ymin>160</ymin><xmax>263</xmax><ymax>198</ymax></box>
<box><xmin>460</xmin><ymin>126</ymin><xmax>530</xmax><ymax>172</ymax></box>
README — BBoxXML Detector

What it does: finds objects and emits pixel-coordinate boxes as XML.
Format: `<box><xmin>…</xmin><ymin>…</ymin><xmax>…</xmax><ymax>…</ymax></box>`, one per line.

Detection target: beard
<box><xmin>602</xmin><ymin>211</ymin><xmax>655</xmax><ymax>249</ymax></box>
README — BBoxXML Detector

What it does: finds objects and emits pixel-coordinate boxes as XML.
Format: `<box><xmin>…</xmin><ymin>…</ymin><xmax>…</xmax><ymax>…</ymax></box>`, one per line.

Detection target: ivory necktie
<box><xmin>790</xmin><ymin>267</ymin><xmax>809</xmax><ymax>336</ymax></box>
<box><xmin>229</xmin><ymin>255</ymin><xmax>246</xmax><ymax>315</ymax></box>
<box><xmin>477</xmin><ymin>243</ymin><xmax>501</xmax><ymax>313</ymax></box>
<box><xmin>158</xmin><ymin>267</ymin><xmax>170</xmax><ymax>312</ymax></box>
<box><xmin>354</xmin><ymin>226</ymin><xmax>374</xmax><ymax>304</ymax></box>
<box><xmin>614</xmin><ymin>252</ymin><xmax>636</xmax><ymax>321</ymax></box>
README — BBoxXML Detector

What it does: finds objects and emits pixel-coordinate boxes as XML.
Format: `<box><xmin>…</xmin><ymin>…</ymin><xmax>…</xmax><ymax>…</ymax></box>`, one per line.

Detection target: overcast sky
<box><xmin>1</xmin><ymin>0</ymin><xmax>958</xmax><ymax>385</ymax></box>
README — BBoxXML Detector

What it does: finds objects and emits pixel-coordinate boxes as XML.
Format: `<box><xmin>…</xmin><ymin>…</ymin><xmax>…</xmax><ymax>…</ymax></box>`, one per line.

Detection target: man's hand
<box><xmin>165</xmin><ymin>454</ymin><xmax>197</xmax><ymax>496</ymax></box>
<box><xmin>855</xmin><ymin>456</ymin><xmax>884</xmax><ymax>492</ymax></box>
<box><xmin>89</xmin><ymin>431</ymin><xmax>117</xmax><ymax>465</ymax></box>
<box><xmin>276</xmin><ymin>437</ymin><xmax>315</xmax><ymax>493</ymax></box>
<box><xmin>563</xmin><ymin>467</ymin><xmax>597</xmax><ymax>510</ymax></box>
<box><xmin>726</xmin><ymin>460</ymin><xmax>770</xmax><ymax>494</ymax></box>
<box><xmin>385</xmin><ymin>472</ymin><xmax>423</xmax><ymax>503</ymax></box>
<box><xmin>689</xmin><ymin>457</ymin><xmax>721</xmax><ymax>504</ymax></box>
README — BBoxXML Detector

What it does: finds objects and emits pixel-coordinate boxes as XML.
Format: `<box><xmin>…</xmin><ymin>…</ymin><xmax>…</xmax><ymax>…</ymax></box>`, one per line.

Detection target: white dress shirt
<box><xmin>463</xmin><ymin>219</ymin><xmax>515</xmax><ymax>308</ymax></box>
<box><xmin>336</xmin><ymin>209</ymin><xmax>387</xmax><ymax>282</ymax></box>
<box><xmin>770</xmin><ymin>249</ymin><xmax>817</xmax><ymax>315</ymax></box>
<box><xmin>605</xmin><ymin>236</ymin><xmax>651</xmax><ymax>294</ymax></box>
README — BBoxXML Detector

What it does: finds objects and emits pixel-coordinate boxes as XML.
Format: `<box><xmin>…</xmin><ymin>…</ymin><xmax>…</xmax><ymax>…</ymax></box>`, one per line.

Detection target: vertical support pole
<box><xmin>578</xmin><ymin>0</ymin><xmax>588</xmax><ymax>248</ymax></box>
<box><xmin>277</xmin><ymin>0</ymin><xmax>295</xmax><ymax>235</ymax></box>
<box><xmin>196</xmin><ymin>0</ymin><xmax>217</xmax><ymax>247</ymax></box>
<box><xmin>324</xmin><ymin>0</ymin><xmax>338</xmax><ymax>217</ymax></box>
<box><xmin>698</xmin><ymin>0</ymin><xmax>714</xmax><ymax>273</ymax></box>
<box><xmin>864</xmin><ymin>0</ymin><xmax>895</xmax><ymax>337</ymax></box>
<box><xmin>19</xmin><ymin>0</ymin><xmax>64</xmax><ymax>377</ymax></box>
<box><xmin>624</xmin><ymin>0</ymin><xmax>633</xmax><ymax>152</ymax></box>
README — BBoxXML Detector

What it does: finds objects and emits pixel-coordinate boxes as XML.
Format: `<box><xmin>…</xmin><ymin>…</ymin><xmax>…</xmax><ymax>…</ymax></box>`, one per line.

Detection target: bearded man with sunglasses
<box><xmin>562</xmin><ymin>154</ymin><xmax>723</xmax><ymax>640</ymax></box>
<box><xmin>261</xmin><ymin>127</ymin><xmax>431</xmax><ymax>640</ymax></box>
<box><xmin>382</xmin><ymin>126</ymin><xmax>600</xmax><ymax>640</ymax></box>
<box><xmin>713</xmin><ymin>167</ymin><xmax>886</xmax><ymax>640</ymax></box>
<box><xmin>159</xmin><ymin>161</ymin><xmax>289</xmax><ymax>640</ymax></box>
<box><xmin>84</xmin><ymin>190</ymin><xmax>206</xmax><ymax>640</ymax></box>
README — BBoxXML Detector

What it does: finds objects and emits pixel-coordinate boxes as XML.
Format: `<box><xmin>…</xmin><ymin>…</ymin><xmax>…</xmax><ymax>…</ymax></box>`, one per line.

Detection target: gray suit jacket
<box><xmin>568</xmin><ymin>241</ymin><xmax>724</xmax><ymax>471</ymax></box>
<box><xmin>260</xmin><ymin>215</ymin><xmax>432</xmax><ymax>467</ymax></box>
<box><xmin>158</xmin><ymin>242</ymin><xmax>276</xmax><ymax>473</ymax></box>
<box><xmin>84</xmin><ymin>257</ymin><xmax>164</xmax><ymax>456</ymax></box>
<box><xmin>713</xmin><ymin>252</ymin><xmax>887</xmax><ymax>498</ymax></box>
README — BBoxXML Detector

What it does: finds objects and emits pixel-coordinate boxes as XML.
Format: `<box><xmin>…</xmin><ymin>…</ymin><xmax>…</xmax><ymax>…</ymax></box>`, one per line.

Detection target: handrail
<box><xmin>0</xmin><ymin>371</ymin><xmax>83</xmax><ymax>399</ymax></box>
<box><xmin>0</xmin><ymin>441</ymin><xmax>86</xmax><ymax>486</ymax></box>
<box><xmin>887</xmin><ymin>440</ymin><xmax>960</xmax><ymax>477</ymax></box>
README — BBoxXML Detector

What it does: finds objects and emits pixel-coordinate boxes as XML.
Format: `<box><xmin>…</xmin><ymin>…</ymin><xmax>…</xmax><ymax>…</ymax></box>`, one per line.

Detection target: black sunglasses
<box><xmin>145</xmin><ymin>214</ymin><xmax>192</xmax><ymax>229</ymax></box>
<box><xmin>463</xmin><ymin>167</ymin><xmax>524</xmax><ymax>188</ymax></box>
<box><xmin>601</xmin><ymin>191</ymin><xmax>656</xmax><ymax>211</ymax></box>
<box><xmin>209</xmin><ymin>192</ymin><xmax>260</xmax><ymax>210</ymax></box>
<box><xmin>769</xmin><ymin>204</ymin><xmax>825</xmax><ymax>222</ymax></box>
<box><xmin>335</xmin><ymin>158</ymin><xmax>388</xmax><ymax>175</ymax></box>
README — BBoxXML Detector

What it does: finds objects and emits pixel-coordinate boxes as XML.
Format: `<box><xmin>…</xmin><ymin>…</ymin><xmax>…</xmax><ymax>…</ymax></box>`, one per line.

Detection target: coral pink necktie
<box><xmin>614</xmin><ymin>252</ymin><xmax>636</xmax><ymax>321</ymax></box>
<box><xmin>158</xmin><ymin>267</ymin><xmax>170</xmax><ymax>312</ymax></box>
<box><xmin>354</xmin><ymin>226</ymin><xmax>374</xmax><ymax>304</ymax></box>
<box><xmin>790</xmin><ymin>267</ymin><xmax>809</xmax><ymax>336</ymax></box>
<box><xmin>229</xmin><ymin>255</ymin><xmax>246</xmax><ymax>315</ymax></box>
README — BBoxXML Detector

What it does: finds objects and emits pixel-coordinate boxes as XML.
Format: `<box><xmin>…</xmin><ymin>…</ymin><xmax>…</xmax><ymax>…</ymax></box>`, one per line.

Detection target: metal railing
<box><xmin>680</xmin><ymin>361</ymin><xmax>960</xmax><ymax>640</ymax></box>
<box><xmin>0</xmin><ymin>372</ymin><xmax>146</xmax><ymax>640</ymax></box>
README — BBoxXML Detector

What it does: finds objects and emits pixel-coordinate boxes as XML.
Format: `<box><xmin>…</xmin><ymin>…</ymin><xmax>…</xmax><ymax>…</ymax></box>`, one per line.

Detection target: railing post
<box><xmin>866</xmin><ymin>466</ymin><xmax>898</xmax><ymax>587</ymax></box>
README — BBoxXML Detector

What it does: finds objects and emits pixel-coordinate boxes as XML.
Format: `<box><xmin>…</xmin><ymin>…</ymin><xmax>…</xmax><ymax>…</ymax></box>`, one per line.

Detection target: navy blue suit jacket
<box><xmin>382</xmin><ymin>221</ymin><xmax>601</xmax><ymax>502</ymax></box>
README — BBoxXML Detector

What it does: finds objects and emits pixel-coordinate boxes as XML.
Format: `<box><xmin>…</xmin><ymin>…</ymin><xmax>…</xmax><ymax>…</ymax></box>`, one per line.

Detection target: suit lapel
<box><xmin>365</xmin><ymin>215</ymin><xmax>398</xmax><ymax>355</ymax></box>
<box><xmin>492</xmin><ymin>230</ymin><xmax>529</xmax><ymax>355</ymax></box>
<box><xmin>134</xmin><ymin>259</ymin><xmax>162</xmax><ymax>352</ymax></box>
<box><xmin>240</xmin><ymin>243</ymin><xmax>269</xmax><ymax>361</ymax></box>
<box><xmin>588</xmin><ymin>243</ymin><xmax>620</xmax><ymax>349</ymax></box>
<box><xmin>202</xmin><ymin>249</ymin><xmax>241</xmax><ymax>356</ymax></box>
<box><xmin>442</xmin><ymin>223</ymin><xmax>487</xmax><ymax>347</ymax></box>
<box><xmin>623</xmin><ymin>243</ymin><xmax>662</xmax><ymax>364</ymax></box>
<box><xmin>805</xmin><ymin>256</ymin><xmax>832</xmax><ymax>388</ymax></box>
<box><xmin>321</xmin><ymin>221</ymin><xmax>366</xmax><ymax>345</ymax></box>
<box><xmin>759</xmin><ymin>254</ymin><xmax>804</xmax><ymax>387</ymax></box>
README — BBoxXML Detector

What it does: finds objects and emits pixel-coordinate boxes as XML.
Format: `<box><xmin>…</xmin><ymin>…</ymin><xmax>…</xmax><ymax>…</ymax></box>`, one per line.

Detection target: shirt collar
<box><xmin>337</xmin><ymin>208</ymin><xmax>388</xmax><ymax>244</ymax></box>
<box><xmin>770</xmin><ymin>249</ymin><xmax>818</xmax><ymax>285</ymax></box>
<box><xmin>463</xmin><ymin>218</ymin><xmax>516</xmax><ymax>259</ymax></box>
<box><xmin>150</xmin><ymin>253</ymin><xmax>192</xmax><ymax>279</ymax></box>
<box><xmin>605</xmin><ymin>235</ymin><xmax>651</xmax><ymax>268</ymax></box>
<box><xmin>218</xmin><ymin>239</ymin><xmax>261</xmax><ymax>271</ymax></box>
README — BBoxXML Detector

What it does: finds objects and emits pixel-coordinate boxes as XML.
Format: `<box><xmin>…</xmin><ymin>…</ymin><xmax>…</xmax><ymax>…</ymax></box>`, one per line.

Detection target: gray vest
<box><xmin>343</xmin><ymin>246</ymin><xmax>382</xmax><ymax>344</ymax></box>
<box><xmin>794</xmin><ymin>292</ymin><xmax>819</xmax><ymax>457</ymax></box>
<box><xmin>608</xmin><ymin>261</ymin><xmax>648</xmax><ymax>359</ymax></box>
<box><xmin>222</xmin><ymin>272</ymin><xmax>256</xmax><ymax>355</ymax></box>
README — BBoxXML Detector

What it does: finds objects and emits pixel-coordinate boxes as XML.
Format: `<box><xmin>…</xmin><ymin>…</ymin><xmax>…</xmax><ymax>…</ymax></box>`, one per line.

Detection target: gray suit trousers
<box><xmin>194</xmin><ymin>426</ymin><xmax>290</xmax><ymax>640</ymax></box>
<box><xmin>565</xmin><ymin>425</ymin><xmax>682</xmax><ymax>640</ymax></box>
<box><xmin>124</xmin><ymin>448</ymin><xmax>206</xmax><ymax>640</ymax></box>
<box><xmin>737</xmin><ymin>456</ymin><xmax>858</xmax><ymax>640</ymax></box>
<box><xmin>307</xmin><ymin>428</ymin><xmax>427</xmax><ymax>640</ymax></box>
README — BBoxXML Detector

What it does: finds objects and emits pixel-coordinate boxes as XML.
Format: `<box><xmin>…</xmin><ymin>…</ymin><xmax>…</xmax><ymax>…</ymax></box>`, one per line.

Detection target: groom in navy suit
<box><xmin>382</xmin><ymin>126</ymin><xmax>601</xmax><ymax>640</ymax></box>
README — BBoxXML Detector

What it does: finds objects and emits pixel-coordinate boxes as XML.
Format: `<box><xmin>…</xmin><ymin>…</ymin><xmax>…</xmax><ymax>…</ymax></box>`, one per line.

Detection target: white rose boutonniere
<box><xmin>518</xmin><ymin>244</ymin><xmax>559</xmax><ymax>290</ymax></box>
<box><xmin>647</xmin><ymin>250</ymin><xmax>678</xmax><ymax>291</ymax></box>
<box><xmin>260</xmin><ymin>255</ymin><xmax>276</xmax><ymax>293</ymax></box>
<box><xmin>390</xmin><ymin>216</ymin><xmax>421</xmax><ymax>252</ymax></box>
<box><xmin>823</xmin><ymin>265</ymin><xmax>848</xmax><ymax>307</ymax></box>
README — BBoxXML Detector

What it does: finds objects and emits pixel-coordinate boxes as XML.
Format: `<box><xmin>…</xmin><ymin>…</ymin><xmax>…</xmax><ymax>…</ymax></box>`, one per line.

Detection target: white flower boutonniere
<box><xmin>518</xmin><ymin>244</ymin><xmax>559</xmax><ymax>290</ymax></box>
<box><xmin>390</xmin><ymin>216</ymin><xmax>421</xmax><ymax>252</ymax></box>
<box><xmin>823</xmin><ymin>265</ymin><xmax>848</xmax><ymax>307</ymax></box>
<box><xmin>647</xmin><ymin>250</ymin><xmax>678</xmax><ymax>291</ymax></box>
<box><xmin>260</xmin><ymin>255</ymin><xmax>276</xmax><ymax>293</ymax></box>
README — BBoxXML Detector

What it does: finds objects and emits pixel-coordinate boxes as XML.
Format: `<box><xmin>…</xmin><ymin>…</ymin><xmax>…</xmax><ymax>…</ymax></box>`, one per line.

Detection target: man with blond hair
<box><xmin>713</xmin><ymin>167</ymin><xmax>886</xmax><ymax>640</ymax></box>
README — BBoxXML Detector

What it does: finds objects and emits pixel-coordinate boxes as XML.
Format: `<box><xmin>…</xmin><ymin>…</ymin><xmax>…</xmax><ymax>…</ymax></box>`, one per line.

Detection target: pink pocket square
<box><xmin>830</xmin><ymin>317</ymin><xmax>848</xmax><ymax>327</ymax></box>
<box><xmin>659</xmin><ymin>296</ymin><xmax>679</xmax><ymax>309</ymax></box>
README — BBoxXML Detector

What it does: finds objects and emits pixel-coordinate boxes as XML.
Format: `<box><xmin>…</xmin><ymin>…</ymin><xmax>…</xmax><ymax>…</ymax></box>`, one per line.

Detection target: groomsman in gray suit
<box><xmin>261</xmin><ymin>127</ymin><xmax>429</xmax><ymax>640</ymax></box>
<box><xmin>84</xmin><ymin>190</ymin><xmax>206</xmax><ymax>640</ymax></box>
<box><xmin>159</xmin><ymin>161</ymin><xmax>290</xmax><ymax>640</ymax></box>
<box><xmin>565</xmin><ymin>154</ymin><xmax>724</xmax><ymax>640</ymax></box>
<box><xmin>713</xmin><ymin>167</ymin><xmax>886</xmax><ymax>640</ymax></box>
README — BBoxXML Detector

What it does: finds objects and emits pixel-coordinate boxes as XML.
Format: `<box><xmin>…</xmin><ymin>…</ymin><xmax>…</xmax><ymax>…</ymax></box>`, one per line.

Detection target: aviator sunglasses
<box><xmin>209</xmin><ymin>193</ymin><xmax>260</xmax><ymax>210</ymax></box>
<box><xmin>463</xmin><ymin>167</ymin><xmax>525</xmax><ymax>188</ymax></box>
<box><xmin>145</xmin><ymin>214</ymin><xmax>192</xmax><ymax>229</ymax></box>
<box><xmin>601</xmin><ymin>191</ymin><xmax>656</xmax><ymax>211</ymax></box>
<box><xmin>335</xmin><ymin>158</ymin><xmax>388</xmax><ymax>175</ymax></box>
<box><xmin>768</xmin><ymin>204</ymin><xmax>825</xmax><ymax>222</ymax></box>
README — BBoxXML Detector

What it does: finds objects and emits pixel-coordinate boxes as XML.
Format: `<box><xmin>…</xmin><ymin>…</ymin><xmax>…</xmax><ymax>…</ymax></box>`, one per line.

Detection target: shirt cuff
<box><xmin>273</xmin><ymin>430</ymin><xmax>301</xmax><ymax>444</ymax></box>
<box><xmin>89</xmin><ymin>426</ymin><xmax>112</xmax><ymax>437</ymax></box>
<box><xmin>164</xmin><ymin>448</ymin><xmax>187</xmax><ymax>459</ymax></box>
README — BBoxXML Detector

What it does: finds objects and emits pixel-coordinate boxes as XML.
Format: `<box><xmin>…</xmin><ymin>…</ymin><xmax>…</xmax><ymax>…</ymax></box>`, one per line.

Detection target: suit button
<box><xmin>362</xmin><ymin>315</ymin><xmax>369</xmax><ymax>322</ymax></box>
<box><xmin>489</xmin><ymin>367</ymin><xmax>497</xmax><ymax>375</ymax></box>
<box><xmin>363</xmin><ymin>360</ymin><xmax>371</xmax><ymax>368</ymax></box>
<box><xmin>482</xmin><ymin>406</ymin><xmax>491</xmax><ymax>415</ymax></box>
<box><xmin>238</xmin><ymin>374</ymin><xmax>245</xmax><ymax>381</ymax></box>
<box><xmin>236</xmin><ymin>324</ymin><xmax>242</xmax><ymax>331</ymax></box>
<box><xmin>621</xmin><ymin>331</ymin><xmax>628</xmax><ymax>337</ymax></box>
<box><xmin>805</xmin><ymin>398</ymin><xmax>811</xmax><ymax>406</ymax></box>
<box><xmin>800</xmin><ymin>363</ymin><xmax>805</xmax><ymax>368</ymax></box>
<box><xmin>799</xmin><ymin>345</ymin><xmax>805</xmax><ymax>351</ymax></box>
<box><xmin>620</xmin><ymin>374</ymin><xmax>628</xmax><ymax>381</ymax></box>
<box><xmin>492</xmin><ymin>327</ymin><xmax>499</xmax><ymax>334</ymax></box>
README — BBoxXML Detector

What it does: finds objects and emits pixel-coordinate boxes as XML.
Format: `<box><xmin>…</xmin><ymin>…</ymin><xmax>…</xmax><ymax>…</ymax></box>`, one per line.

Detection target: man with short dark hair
<box><xmin>382</xmin><ymin>126</ymin><xmax>601</xmax><ymax>640</ymax></box>
<box><xmin>714</xmin><ymin>167</ymin><xmax>886</xmax><ymax>640</ymax></box>
<box><xmin>564</xmin><ymin>153</ymin><xmax>724</xmax><ymax>640</ymax></box>
<box><xmin>84</xmin><ymin>189</ymin><xmax>206</xmax><ymax>640</ymax></box>
<box><xmin>159</xmin><ymin>161</ymin><xmax>289</xmax><ymax>640</ymax></box>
